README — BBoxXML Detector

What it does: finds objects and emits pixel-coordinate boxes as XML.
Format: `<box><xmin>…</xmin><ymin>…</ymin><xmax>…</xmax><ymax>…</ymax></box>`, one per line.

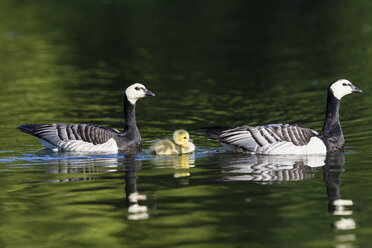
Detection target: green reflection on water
<box><xmin>1</xmin><ymin>0</ymin><xmax>372</xmax><ymax>248</ymax></box>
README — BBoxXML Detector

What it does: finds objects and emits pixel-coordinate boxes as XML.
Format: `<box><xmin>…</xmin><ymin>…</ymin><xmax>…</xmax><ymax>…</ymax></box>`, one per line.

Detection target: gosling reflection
<box><xmin>218</xmin><ymin>154</ymin><xmax>326</xmax><ymax>182</ymax></box>
<box><xmin>124</xmin><ymin>156</ymin><xmax>149</xmax><ymax>220</ymax></box>
<box><xmin>150</xmin><ymin>154</ymin><xmax>195</xmax><ymax>185</ymax></box>
<box><xmin>323</xmin><ymin>152</ymin><xmax>356</xmax><ymax>231</ymax></box>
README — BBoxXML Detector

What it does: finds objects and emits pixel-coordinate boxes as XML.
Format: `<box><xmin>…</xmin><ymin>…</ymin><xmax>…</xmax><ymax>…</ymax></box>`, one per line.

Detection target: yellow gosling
<box><xmin>150</xmin><ymin>130</ymin><xmax>195</xmax><ymax>155</ymax></box>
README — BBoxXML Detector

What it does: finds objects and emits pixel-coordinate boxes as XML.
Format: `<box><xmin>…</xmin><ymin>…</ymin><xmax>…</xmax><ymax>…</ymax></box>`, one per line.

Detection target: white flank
<box><xmin>259</xmin><ymin>137</ymin><xmax>327</xmax><ymax>155</ymax></box>
<box><xmin>223</xmin><ymin>137</ymin><xmax>327</xmax><ymax>155</ymax></box>
<box><xmin>38</xmin><ymin>138</ymin><xmax>118</xmax><ymax>152</ymax></box>
<box><xmin>58</xmin><ymin>138</ymin><xmax>118</xmax><ymax>152</ymax></box>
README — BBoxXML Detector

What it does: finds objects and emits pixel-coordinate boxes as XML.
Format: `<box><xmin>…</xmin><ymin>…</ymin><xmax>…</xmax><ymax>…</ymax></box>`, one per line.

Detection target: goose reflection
<box><xmin>40</xmin><ymin>152</ymin><xmax>121</xmax><ymax>182</ymax></box>
<box><xmin>323</xmin><ymin>153</ymin><xmax>356</xmax><ymax>248</ymax></box>
<box><xmin>123</xmin><ymin>156</ymin><xmax>149</xmax><ymax>220</ymax></box>
<box><xmin>38</xmin><ymin>151</ymin><xmax>150</xmax><ymax>220</ymax></box>
<box><xmin>323</xmin><ymin>153</ymin><xmax>356</xmax><ymax>231</ymax></box>
<box><xmin>218</xmin><ymin>154</ymin><xmax>326</xmax><ymax>182</ymax></box>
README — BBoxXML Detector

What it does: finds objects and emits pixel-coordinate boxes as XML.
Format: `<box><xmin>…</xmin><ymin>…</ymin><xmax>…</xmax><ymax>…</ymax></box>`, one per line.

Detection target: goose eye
<box><xmin>342</xmin><ymin>83</ymin><xmax>347</xmax><ymax>86</ymax></box>
<box><xmin>184</xmin><ymin>137</ymin><xmax>187</xmax><ymax>139</ymax></box>
<box><xmin>135</xmin><ymin>87</ymin><xmax>140</xmax><ymax>91</ymax></box>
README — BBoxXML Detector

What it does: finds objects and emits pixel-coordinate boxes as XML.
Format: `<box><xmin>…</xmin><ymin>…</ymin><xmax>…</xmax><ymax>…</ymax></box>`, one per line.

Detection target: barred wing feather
<box><xmin>219</xmin><ymin>124</ymin><xmax>320</xmax><ymax>154</ymax></box>
<box><xmin>19</xmin><ymin>123</ymin><xmax>120</xmax><ymax>152</ymax></box>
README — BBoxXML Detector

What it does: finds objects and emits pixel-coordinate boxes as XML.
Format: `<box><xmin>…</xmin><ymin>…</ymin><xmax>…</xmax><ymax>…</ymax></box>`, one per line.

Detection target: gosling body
<box><xmin>151</xmin><ymin>130</ymin><xmax>195</xmax><ymax>155</ymax></box>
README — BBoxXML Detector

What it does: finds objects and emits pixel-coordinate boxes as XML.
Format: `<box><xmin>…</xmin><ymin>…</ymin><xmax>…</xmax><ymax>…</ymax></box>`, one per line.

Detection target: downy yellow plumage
<box><xmin>150</xmin><ymin>130</ymin><xmax>195</xmax><ymax>155</ymax></box>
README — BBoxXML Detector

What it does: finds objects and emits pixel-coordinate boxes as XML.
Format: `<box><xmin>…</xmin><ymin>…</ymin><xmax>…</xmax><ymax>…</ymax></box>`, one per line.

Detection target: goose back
<box><xmin>18</xmin><ymin>123</ymin><xmax>121</xmax><ymax>152</ymax></box>
<box><xmin>218</xmin><ymin>124</ymin><xmax>326</xmax><ymax>154</ymax></box>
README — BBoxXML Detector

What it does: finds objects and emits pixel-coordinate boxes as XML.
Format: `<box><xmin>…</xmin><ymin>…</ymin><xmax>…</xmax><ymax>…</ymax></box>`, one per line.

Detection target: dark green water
<box><xmin>2</xmin><ymin>1</ymin><xmax>372</xmax><ymax>247</ymax></box>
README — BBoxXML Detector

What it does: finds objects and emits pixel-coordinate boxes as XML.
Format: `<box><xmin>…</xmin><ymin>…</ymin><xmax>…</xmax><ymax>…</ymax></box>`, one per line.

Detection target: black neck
<box><xmin>321</xmin><ymin>90</ymin><xmax>342</xmax><ymax>138</ymax></box>
<box><xmin>123</xmin><ymin>95</ymin><xmax>138</xmax><ymax>133</ymax></box>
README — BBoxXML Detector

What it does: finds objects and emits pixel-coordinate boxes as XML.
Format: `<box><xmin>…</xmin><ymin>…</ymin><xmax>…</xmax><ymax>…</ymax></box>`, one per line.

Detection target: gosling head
<box><xmin>173</xmin><ymin>129</ymin><xmax>191</xmax><ymax>146</ymax></box>
<box><xmin>329</xmin><ymin>79</ymin><xmax>362</xmax><ymax>100</ymax></box>
<box><xmin>125</xmin><ymin>83</ymin><xmax>155</xmax><ymax>105</ymax></box>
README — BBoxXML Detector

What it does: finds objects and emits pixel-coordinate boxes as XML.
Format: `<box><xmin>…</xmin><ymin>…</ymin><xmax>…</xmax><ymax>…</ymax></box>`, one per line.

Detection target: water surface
<box><xmin>1</xmin><ymin>1</ymin><xmax>372</xmax><ymax>247</ymax></box>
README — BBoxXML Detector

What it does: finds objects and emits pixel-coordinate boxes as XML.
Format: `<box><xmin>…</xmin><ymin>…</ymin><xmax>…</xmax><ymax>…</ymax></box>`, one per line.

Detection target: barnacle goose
<box><xmin>18</xmin><ymin>83</ymin><xmax>155</xmax><ymax>152</ymax></box>
<box><xmin>204</xmin><ymin>79</ymin><xmax>362</xmax><ymax>155</ymax></box>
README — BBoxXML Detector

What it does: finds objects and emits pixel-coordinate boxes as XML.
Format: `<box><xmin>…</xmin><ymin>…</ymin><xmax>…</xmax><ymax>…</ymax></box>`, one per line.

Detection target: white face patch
<box><xmin>330</xmin><ymin>79</ymin><xmax>354</xmax><ymax>100</ymax></box>
<box><xmin>125</xmin><ymin>83</ymin><xmax>149</xmax><ymax>104</ymax></box>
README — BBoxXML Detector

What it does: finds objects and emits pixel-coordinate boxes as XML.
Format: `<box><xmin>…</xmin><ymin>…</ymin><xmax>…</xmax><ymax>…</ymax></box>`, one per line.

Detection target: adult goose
<box><xmin>18</xmin><ymin>83</ymin><xmax>155</xmax><ymax>152</ymax></box>
<box><xmin>204</xmin><ymin>79</ymin><xmax>362</xmax><ymax>155</ymax></box>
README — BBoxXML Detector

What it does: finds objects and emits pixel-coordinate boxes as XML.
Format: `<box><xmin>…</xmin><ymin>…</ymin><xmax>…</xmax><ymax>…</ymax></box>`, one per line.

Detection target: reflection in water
<box><xmin>25</xmin><ymin>150</ymin><xmax>358</xmax><ymax>237</ymax></box>
<box><xmin>35</xmin><ymin>152</ymin><xmax>150</xmax><ymax>220</ymax></box>
<box><xmin>41</xmin><ymin>152</ymin><xmax>121</xmax><ymax>182</ymax></box>
<box><xmin>150</xmin><ymin>154</ymin><xmax>195</xmax><ymax>185</ymax></box>
<box><xmin>322</xmin><ymin>153</ymin><xmax>356</xmax><ymax>248</ymax></box>
<box><xmin>323</xmin><ymin>153</ymin><xmax>346</xmax><ymax>213</ymax></box>
<box><xmin>173</xmin><ymin>155</ymin><xmax>195</xmax><ymax>179</ymax></box>
<box><xmin>216</xmin><ymin>152</ymin><xmax>356</xmax><ymax>246</ymax></box>
<box><xmin>217</xmin><ymin>154</ymin><xmax>326</xmax><ymax>182</ymax></box>
<box><xmin>124</xmin><ymin>156</ymin><xmax>149</xmax><ymax>221</ymax></box>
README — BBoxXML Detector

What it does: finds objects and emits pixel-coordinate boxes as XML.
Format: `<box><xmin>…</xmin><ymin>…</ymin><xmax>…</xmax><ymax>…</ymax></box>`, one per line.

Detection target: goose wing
<box><xmin>203</xmin><ymin>126</ymin><xmax>231</xmax><ymax>139</ymax></box>
<box><xmin>219</xmin><ymin>124</ymin><xmax>319</xmax><ymax>154</ymax></box>
<box><xmin>18</xmin><ymin>123</ymin><xmax>120</xmax><ymax>151</ymax></box>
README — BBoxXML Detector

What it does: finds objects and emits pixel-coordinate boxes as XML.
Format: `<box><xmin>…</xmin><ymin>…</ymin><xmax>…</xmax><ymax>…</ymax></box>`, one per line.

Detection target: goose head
<box><xmin>125</xmin><ymin>83</ymin><xmax>155</xmax><ymax>105</ymax></box>
<box><xmin>330</xmin><ymin>79</ymin><xmax>362</xmax><ymax>100</ymax></box>
<box><xmin>173</xmin><ymin>129</ymin><xmax>192</xmax><ymax>146</ymax></box>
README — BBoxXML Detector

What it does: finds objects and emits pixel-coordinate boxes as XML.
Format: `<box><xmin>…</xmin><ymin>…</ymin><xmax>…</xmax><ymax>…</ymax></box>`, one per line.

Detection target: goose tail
<box><xmin>202</xmin><ymin>126</ymin><xmax>231</xmax><ymax>139</ymax></box>
<box><xmin>18</xmin><ymin>124</ymin><xmax>42</xmax><ymax>135</ymax></box>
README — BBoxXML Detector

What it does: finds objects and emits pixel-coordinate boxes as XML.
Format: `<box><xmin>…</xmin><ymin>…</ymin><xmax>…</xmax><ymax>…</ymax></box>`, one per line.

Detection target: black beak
<box><xmin>352</xmin><ymin>85</ymin><xmax>363</xmax><ymax>93</ymax></box>
<box><xmin>145</xmin><ymin>89</ymin><xmax>155</xmax><ymax>96</ymax></box>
